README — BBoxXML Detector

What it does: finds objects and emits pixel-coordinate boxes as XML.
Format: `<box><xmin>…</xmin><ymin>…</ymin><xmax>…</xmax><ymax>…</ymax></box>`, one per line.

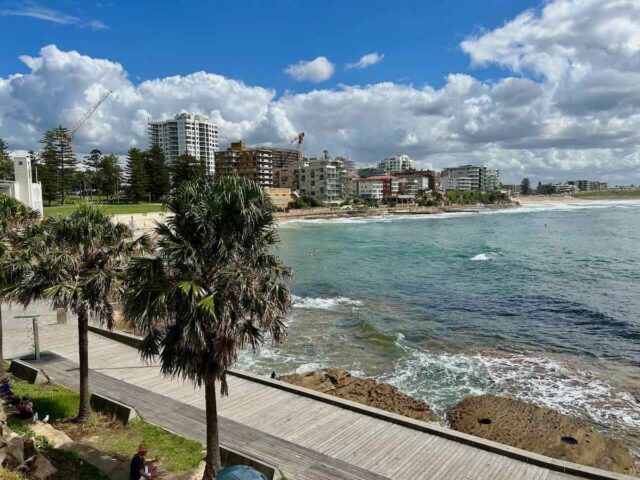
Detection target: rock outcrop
<box><xmin>280</xmin><ymin>369</ymin><xmax>434</xmax><ymax>421</ymax></box>
<box><xmin>448</xmin><ymin>394</ymin><xmax>636</xmax><ymax>476</ymax></box>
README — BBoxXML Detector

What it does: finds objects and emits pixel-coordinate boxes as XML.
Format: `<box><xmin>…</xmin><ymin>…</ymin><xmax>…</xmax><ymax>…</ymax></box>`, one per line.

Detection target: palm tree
<box><xmin>3</xmin><ymin>204</ymin><xmax>148</xmax><ymax>420</ymax></box>
<box><xmin>122</xmin><ymin>176</ymin><xmax>291</xmax><ymax>479</ymax></box>
<box><xmin>0</xmin><ymin>194</ymin><xmax>39</xmax><ymax>373</ymax></box>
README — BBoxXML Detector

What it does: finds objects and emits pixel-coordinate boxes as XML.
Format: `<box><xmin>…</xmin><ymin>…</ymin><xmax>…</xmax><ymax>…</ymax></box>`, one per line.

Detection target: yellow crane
<box><xmin>59</xmin><ymin>89</ymin><xmax>112</xmax><ymax>204</ymax></box>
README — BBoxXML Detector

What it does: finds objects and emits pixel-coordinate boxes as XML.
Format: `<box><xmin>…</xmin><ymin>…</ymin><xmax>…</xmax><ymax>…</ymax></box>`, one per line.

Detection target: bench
<box><xmin>9</xmin><ymin>360</ymin><xmax>50</xmax><ymax>385</ymax></box>
<box><xmin>90</xmin><ymin>393</ymin><xmax>139</xmax><ymax>425</ymax></box>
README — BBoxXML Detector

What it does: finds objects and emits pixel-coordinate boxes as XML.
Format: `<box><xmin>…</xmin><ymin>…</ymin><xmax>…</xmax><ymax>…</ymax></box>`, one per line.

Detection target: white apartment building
<box><xmin>356</xmin><ymin>176</ymin><xmax>399</xmax><ymax>202</ymax></box>
<box><xmin>298</xmin><ymin>154</ymin><xmax>346</xmax><ymax>204</ymax></box>
<box><xmin>148</xmin><ymin>113</ymin><xmax>219</xmax><ymax>174</ymax></box>
<box><xmin>441</xmin><ymin>165</ymin><xmax>500</xmax><ymax>192</ymax></box>
<box><xmin>378</xmin><ymin>154</ymin><xmax>414</xmax><ymax>173</ymax></box>
<box><xmin>0</xmin><ymin>156</ymin><xmax>43</xmax><ymax>216</ymax></box>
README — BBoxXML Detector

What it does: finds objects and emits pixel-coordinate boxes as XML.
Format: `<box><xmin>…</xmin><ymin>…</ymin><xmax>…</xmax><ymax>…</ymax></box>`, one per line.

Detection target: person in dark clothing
<box><xmin>16</xmin><ymin>396</ymin><xmax>34</xmax><ymax>419</ymax></box>
<box><xmin>130</xmin><ymin>444</ymin><xmax>158</xmax><ymax>480</ymax></box>
<box><xmin>0</xmin><ymin>378</ymin><xmax>12</xmax><ymax>397</ymax></box>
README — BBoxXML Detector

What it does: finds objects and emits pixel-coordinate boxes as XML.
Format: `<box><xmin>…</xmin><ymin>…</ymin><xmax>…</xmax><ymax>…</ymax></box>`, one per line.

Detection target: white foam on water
<box><xmin>279</xmin><ymin>199</ymin><xmax>640</xmax><ymax>228</ymax></box>
<box><xmin>471</xmin><ymin>253</ymin><xmax>494</xmax><ymax>261</ymax></box>
<box><xmin>292</xmin><ymin>295</ymin><xmax>363</xmax><ymax>309</ymax></box>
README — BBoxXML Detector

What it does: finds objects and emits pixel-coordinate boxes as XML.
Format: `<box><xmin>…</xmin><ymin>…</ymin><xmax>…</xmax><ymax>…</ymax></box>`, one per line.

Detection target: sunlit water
<box><xmin>237</xmin><ymin>200</ymin><xmax>640</xmax><ymax>454</ymax></box>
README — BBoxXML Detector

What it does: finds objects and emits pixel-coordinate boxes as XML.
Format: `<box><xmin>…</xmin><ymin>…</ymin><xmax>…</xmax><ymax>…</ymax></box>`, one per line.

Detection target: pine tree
<box><xmin>170</xmin><ymin>154</ymin><xmax>206</xmax><ymax>191</ymax></box>
<box><xmin>125</xmin><ymin>148</ymin><xmax>148</xmax><ymax>203</ymax></box>
<box><xmin>84</xmin><ymin>149</ymin><xmax>103</xmax><ymax>198</ymax></box>
<box><xmin>0</xmin><ymin>139</ymin><xmax>13</xmax><ymax>181</ymax></box>
<box><xmin>39</xmin><ymin>126</ymin><xmax>77</xmax><ymax>204</ymax></box>
<box><xmin>100</xmin><ymin>154</ymin><xmax>123</xmax><ymax>201</ymax></box>
<box><xmin>144</xmin><ymin>145</ymin><xmax>170</xmax><ymax>201</ymax></box>
<box><xmin>521</xmin><ymin>178</ymin><xmax>531</xmax><ymax>196</ymax></box>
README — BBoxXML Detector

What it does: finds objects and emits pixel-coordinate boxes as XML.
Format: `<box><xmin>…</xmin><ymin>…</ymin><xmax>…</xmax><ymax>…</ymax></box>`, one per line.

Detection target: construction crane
<box><xmin>59</xmin><ymin>89</ymin><xmax>112</xmax><ymax>205</ymax></box>
<box><xmin>291</xmin><ymin>132</ymin><xmax>305</xmax><ymax>164</ymax></box>
<box><xmin>65</xmin><ymin>89</ymin><xmax>113</xmax><ymax>146</ymax></box>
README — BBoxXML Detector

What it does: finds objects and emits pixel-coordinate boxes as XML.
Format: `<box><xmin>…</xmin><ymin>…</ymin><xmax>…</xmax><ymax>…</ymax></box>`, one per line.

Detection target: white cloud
<box><xmin>285</xmin><ymin>56</ymin><xmax>334</xmax><ymax>83</ymax></box>
<box><xmin>0</xmin><ymin>2</ymin><xmax>108</xmax><ymax>30</ymax></box>
<box><xmin>346</xmin><ymin>52</ymin><xmax>385</xmax><ymax>70</ymax></box>
<box><xmin>2</xmin><ymin>0</ymin><xmax>640</xmax><ymax>184</ymax></box>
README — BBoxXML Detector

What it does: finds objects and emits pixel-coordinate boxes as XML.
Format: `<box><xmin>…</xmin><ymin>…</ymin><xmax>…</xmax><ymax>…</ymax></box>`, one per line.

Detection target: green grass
<box><xmin>6</xmin><ymin>367</ymin><xmax>202</xmax><ymax>474</ymax></box>
<box><xmin>573</xmin><ymin>189</ymin><xmax>640</xmax><ymax>199</ymax></box>
<box><xmin>43</xmin><ymin>202</ymin><xmax>164</xmax><ymax>218</ymax></box>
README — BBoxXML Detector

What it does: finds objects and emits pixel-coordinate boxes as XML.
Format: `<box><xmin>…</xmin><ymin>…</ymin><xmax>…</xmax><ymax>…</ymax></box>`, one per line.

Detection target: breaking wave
<box><xmin>292</xmin><ymin>295</ymin><xmax>363</xmax><ymax>309</ymax></box>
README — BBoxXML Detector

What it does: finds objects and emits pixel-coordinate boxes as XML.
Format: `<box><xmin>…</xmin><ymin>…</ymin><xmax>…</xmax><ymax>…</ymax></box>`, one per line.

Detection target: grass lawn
<box><xmin>43</xmin><ymin>202</ymin><xmax>164</xmax><ymax>218</ymax></box>
<box><xmin>573</xmin><ymin>190</ymin><xmax>640</xmax><ymax>199</ymax></box>
<box><xmin>5</xmin><ymin>367</ymin><xmax>202</xmax><ymax>475</ymax></box>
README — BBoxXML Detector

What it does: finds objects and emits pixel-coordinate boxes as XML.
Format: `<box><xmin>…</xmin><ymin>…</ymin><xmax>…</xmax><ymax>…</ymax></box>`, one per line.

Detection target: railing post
<box><xmin>32</xmin><ymin>317</ymin><xmax>40</xmax><ymax>360</ymax></box>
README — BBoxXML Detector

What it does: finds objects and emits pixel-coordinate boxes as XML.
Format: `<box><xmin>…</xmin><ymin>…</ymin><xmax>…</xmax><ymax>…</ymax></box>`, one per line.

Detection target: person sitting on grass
<box><xmin>130</xmin><ymin>444</ymin><xmax>160</xmax><ymax>480</ymax></box>
<box><xmin>0</xmin><ymin>377</ymin><xmax>12</xmax><ymax>397</ymax></box>
<box><xmin>16</xmin><ymin>396</ymin><xmax>34</xmax><ymax>419</ymax></box>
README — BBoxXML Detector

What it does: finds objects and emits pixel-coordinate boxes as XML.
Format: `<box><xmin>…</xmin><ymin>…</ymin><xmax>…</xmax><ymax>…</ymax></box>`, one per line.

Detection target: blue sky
<box><xmin>1</xmin><ymin>0</ymin><xmax>640</xmax><ymax>184</ymax></box>
<box><xmin>0</xmin><ymin>0</ymin><xmax>535</xmax><ymax>90</ymax></box>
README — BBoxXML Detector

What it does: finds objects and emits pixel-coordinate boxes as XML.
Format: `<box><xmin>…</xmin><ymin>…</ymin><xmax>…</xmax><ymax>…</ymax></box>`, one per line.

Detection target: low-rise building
<box><xmin>0</xmin><ymin>156</ymin><xmax>43</xmax><ymax>216</ymax></box>
<box><xmin>356</xmin><ymin>176</ymin><xmax>399</xmax><ymax>202</ymax></box>
<box><xmin>264</xmin><ymin>188</ymin><xmax>295</xmax><ymax>211</ymax></box>
<box><xmin>395</xmin><ymin>170</ymin><xmax>440</xmax><ymax>197</ymax></box>
<box><xmin>568</xmin><ymin>180</ymin><xmax>608</xmax><ymax>192</ymax></box>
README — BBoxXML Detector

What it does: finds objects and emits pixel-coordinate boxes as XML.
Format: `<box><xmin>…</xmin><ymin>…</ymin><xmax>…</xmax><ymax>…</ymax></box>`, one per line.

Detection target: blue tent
<box><xmin>217</xmin><ymin>465</ymin><xmax>268</xmax><ymax>480</ymax></box>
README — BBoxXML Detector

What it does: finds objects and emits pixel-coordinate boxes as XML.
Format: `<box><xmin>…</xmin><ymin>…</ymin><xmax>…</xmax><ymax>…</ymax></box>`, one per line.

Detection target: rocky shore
<box><xmin>283</xmin><ymin>369</ymin><xmax>637</xmax><ymax>476</ymax></box>
<box><xmin>279</xmin><ymin>369</ymin><xmax>435</xmax><ymax>421</ymax></box>
<box><xmin>448</xmin><ymin>395</ymin><xmax>636</xmax><ymax>476</ymax></box>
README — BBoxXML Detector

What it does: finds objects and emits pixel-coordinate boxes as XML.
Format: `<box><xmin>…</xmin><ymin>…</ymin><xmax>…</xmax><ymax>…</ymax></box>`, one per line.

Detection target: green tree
<box><xmin>0</xmin><ymin>194</ymin><xmax>38</xmax><ymax>374</ymax></box>
<box><xmin>3</xmin><ymin>204</ymin><xmax>148</xmax><ymax>420</ymax></box>
<box><xmin>100</xmin><ymin>154</ymin><xmax>123</xmax><ymax>201</ymax></box>
<box><xmin>84</xmin><ymin>149</ymin><xmax>103</xmax><ymax>198</ymax></box>
<box><xmin>521</xmin><ymin>177</ymin><xmax>531</xmax><ymax>196</ymax></box>
<box><xmin>125</xmin><ymin>148</ymin><xmax>149</xmax><ymax>203</ymax></box>
<box><xmin>145</xmin><ymin>145</ymin><xmax>170</xmax><ymax>201</ymax></box>
<box><xmin>169</xmin><ymin>154</ymin><xmax>205</xmax><ymax>191</ymax></box>
<box><xmin>123</xmin><ymin>177</ymin><xmax>291</xmax><ymax>478</ymax></box>
<box><xmin>39</xmin><ymin>126</ymin><xmax>77</xmax><ymax>205</ymax></box>
<box><xmin>0</xmin><ymin>139</ymin><xmax>14</xmax><ymax>181</ymax></box>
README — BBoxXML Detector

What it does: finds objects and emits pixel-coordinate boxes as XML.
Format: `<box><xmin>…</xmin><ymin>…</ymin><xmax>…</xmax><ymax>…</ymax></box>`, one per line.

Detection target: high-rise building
<box><xmin>441</xmin><ymin>165</ymin><xmax>500</xmax><ymax>192</ymax></box>
<box><xmin>148</xmin><ymin>113</ymin><xmax>219</xmax><ymax>174</ymax></box>
<box><xmin>378</xmin><ymin>154</ymin><xmax>414</xmax><ymax>174</ymax></box>
<box><xmin>215</xmin><ymin>141</ymin><xmax>273</xmax><ymax>188</ymax></box>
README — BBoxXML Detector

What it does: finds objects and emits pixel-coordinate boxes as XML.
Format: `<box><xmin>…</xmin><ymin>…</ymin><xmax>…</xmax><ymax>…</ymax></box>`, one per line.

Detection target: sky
<box><xmin>0</xmin><ymin>0</ymin><xmax>639</xmax><ymax>185</ymax></box>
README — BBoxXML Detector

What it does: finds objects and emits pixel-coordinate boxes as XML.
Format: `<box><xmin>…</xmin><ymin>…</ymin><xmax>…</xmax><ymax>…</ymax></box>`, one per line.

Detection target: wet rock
<box><xmin>448</xmin><ymin>394</ymin><xmax>636</xmax><ymax>476</ymax></box>
<box><xmin>280</xmin><ymin>369</ymin><xmax>435</xmax><ymax>421</ymax></box>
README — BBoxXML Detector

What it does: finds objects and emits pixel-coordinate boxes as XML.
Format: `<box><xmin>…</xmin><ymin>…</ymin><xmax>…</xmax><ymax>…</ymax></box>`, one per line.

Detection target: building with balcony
<box><xmin>355</xmin><ymin>176</ymin><xmax>399</xmax><ymax>202</ymax></box>
<box><xmin>378</xmin><ymin>154</ymin><xmax>414</xmax><ymax>174</ymax></box>
<box><xmin>441</xmin><ymin>165</ymin><xmax>500</xmax><ymax>192</ymax></box>
<box><xmin>148</xmin><ymin>113</ymin><xmax>219</xmax><ymax>174</ymax></box>
<box><xmin>215</xmin><ymin>141</ymin><xmax>273</xmax><ymax>188</ymax></box>
<box><xmin>298</xmin><ymin>152</ymin><xmax>347</xmax><ymax>204</ymax></box>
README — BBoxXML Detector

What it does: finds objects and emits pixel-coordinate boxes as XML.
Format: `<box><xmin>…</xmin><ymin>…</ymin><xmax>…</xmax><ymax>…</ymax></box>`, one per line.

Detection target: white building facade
<box><xmin>441</xmin><ymin>165</ymin><xmax>501</xmax><ymax>192</ymax></box>
<box><xmin>148</xmin><ymin>113</ymin><xmax>219</xmax><ymax>174</ymax></box>
<box><xmin>0</xmin><ymin>156</ymin><xmax>43</xmax><ymax>216</ymax></box>
<box><xmin>378</xmin><ymin>154</ymin><xmax>414</xmax><ymax>174</ymax></box>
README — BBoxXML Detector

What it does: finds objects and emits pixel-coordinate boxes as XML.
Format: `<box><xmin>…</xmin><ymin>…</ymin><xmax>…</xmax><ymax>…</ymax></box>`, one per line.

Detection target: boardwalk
<box><xmin>2</xmin><ymin>312</ymin><xmax>629</xmax><ymax>480</ymax></box>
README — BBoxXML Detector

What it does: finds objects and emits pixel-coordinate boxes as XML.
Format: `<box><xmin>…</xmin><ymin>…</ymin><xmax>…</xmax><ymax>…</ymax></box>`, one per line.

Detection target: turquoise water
<box><xmin>238</xmin><ymin>200</ymin><xmax>640</xmax><ymax>451</ymax></box>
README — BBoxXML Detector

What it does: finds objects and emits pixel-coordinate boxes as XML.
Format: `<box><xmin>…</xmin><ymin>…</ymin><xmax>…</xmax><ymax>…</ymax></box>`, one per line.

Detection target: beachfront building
<box><xmin>355</xmin><ymin>176</ymin><xmax>399</xmax><ymax>202</ymax></box>
<box><xmin>378</xmin><ymin>154</ymin><xmax>414</xmax><ymax>174</ymax></box>
<box><xmin>537</xmin><ymin>182</ymin><xmax>579</xmax><ymax>195</ymax></box>
<box><xmin>0</xmin><ymin>156</ymin><xmax>43</xmax><ymax>217</ymax></box>
<box><xmin>568</xmin><ymin>180</ymin><xmax>608</xmax><ymax>192</ymax></box>
<box><xmin>214</xmin><ymin>141</ymin><xmax>274</xmax><ymax>188</ymax></box>
<box><xmin>264</xmin><ymin>187</ymin><xmax>295</xmax><ymax>210</ymax></box>
<box><xmin>441</xmin><ymin>165</ymin><xmax>501</xmax><ymax>192</ymax></box>
<box><xmin>148</xmin><ymin>113</ymin><xmax>218</xmax><ymax>174</ymax></box>
<box><xmin>395</xmin><ymin>170</ymin><xmax>441</xmax><ymax>197</ymax></box>
<box><xmin>298</xmin><ymin>151</ymin><xmax>347</xmax><ymax>204</ymax></box>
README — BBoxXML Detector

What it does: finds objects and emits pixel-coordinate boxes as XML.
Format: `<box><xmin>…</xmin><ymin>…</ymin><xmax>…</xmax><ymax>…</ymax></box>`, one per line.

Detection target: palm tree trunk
<box><xmin>0</xmin><ymin>306</ymin><xmax>4</xmax><ymax>374</ymax></box>
<box><xmin>203</xmin><ymin>378</ymin><xmax>221</xmax><ymax>480</ymax></box>
<box><xmin>77</xmin><ymin>310</ymin><xmax>91</xmax><ymax>421</ymax></box>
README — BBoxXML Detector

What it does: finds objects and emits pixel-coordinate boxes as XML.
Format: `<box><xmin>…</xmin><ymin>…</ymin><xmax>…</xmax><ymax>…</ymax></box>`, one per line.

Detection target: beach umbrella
<box><xmin>217</xmin><ymin>465</ymin><xmax>268</xmax><ymax>480</ymax></box>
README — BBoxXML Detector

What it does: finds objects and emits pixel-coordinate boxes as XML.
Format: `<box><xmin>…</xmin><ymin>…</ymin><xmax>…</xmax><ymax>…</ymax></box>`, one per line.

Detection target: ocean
<box><xmin>238</xmin><ymin>200</ymin><xmax>640</xmax><ymax>453</ymax></box>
